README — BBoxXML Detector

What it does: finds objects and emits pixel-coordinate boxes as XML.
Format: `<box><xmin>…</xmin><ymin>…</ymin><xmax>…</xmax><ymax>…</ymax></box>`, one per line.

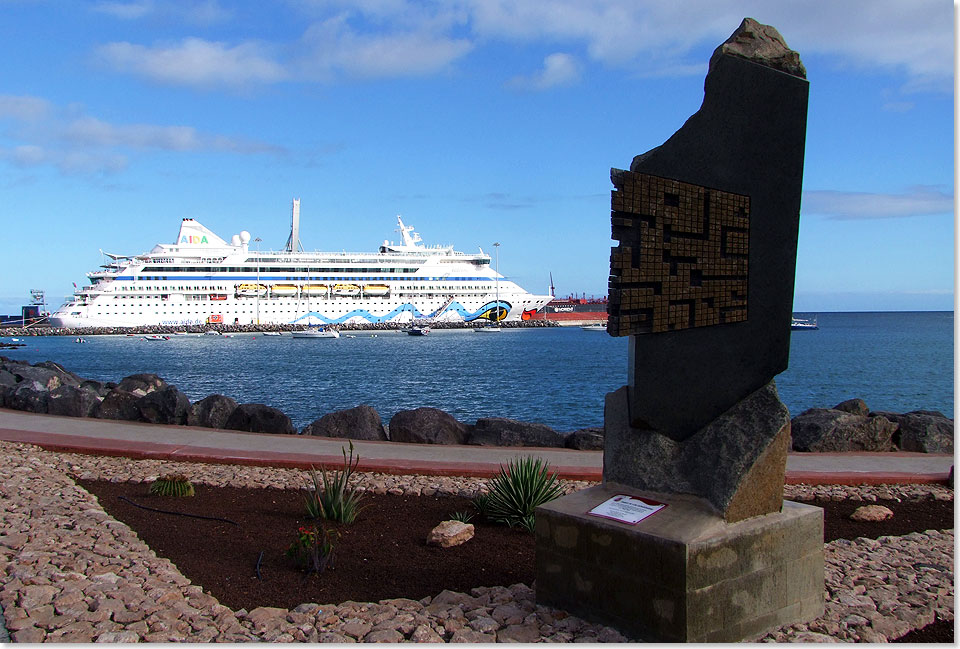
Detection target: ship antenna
<box><xmin>285</xmin><ymin>198</ymin><xmax>303</xmax><ymax>252</ymax></box>
<box><xmin>549</xmin><ymin>272</ymin><xmax>555</xmax><ymax>297</ymax></box>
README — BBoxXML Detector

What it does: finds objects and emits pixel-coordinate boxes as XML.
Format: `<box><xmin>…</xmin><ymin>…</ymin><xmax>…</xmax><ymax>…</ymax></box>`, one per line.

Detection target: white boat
<box><xmin>203</xmin><ymin>330</ymin><xmax>222</xmax><ymax>336</ymax></box>
<box><xmin>581</xmin><ymin>324</ymin><xmax>607</xmax><ymax>332</ymax></box>
<box><xmin>292</xmin><ymin>327</ymin><xmax>340</xmax><ymax>339</ymax></box>
<box><xmin>406</xmin><ymin>326</ymin><xmax>430</xmax><ymax>336</ymax></box>
<box><xmin>49</xmin><ymin>200</ymin><xmax>553</xmax><ymax>329</ymax></box>
<box><xmin>142</xmin><ymin>334</ymin><xmax>169</xmax><ymax>340</ymax></box>
<box><xmin>261</xmin><ymin>331</ymin><xmax>282</xmax><ymax>336</ymax></box>
<box><xmin>791</xmin><ymin>316</ymin><xmax>819</xmax><ymax>331</ymax></box>
<box><xmin>474</xmin><ymin>325</ymin><xmax>501</xmax><ymax>332</ymax></box>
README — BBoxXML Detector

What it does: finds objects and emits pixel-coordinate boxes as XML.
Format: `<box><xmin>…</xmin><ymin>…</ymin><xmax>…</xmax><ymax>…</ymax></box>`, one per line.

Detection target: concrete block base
<box><xmin>535</xmin><ymin>484</ymin><xmax>824</xmax><ymax>642</ymax></box>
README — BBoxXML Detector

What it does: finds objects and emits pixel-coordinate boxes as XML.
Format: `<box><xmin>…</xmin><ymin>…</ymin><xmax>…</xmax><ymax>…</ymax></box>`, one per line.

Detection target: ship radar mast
<box><xmin>285</xmin><ymin>198</ymin><xmax>303</xmax><ymax>252</ymax></box>
<box><xmin>396</xmin><ymin>215</ymin><xmax>422</xmax><ymax>248</ymax></box>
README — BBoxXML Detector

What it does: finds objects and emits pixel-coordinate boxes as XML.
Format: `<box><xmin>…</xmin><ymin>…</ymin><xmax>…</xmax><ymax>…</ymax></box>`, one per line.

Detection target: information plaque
<box><xmin>587</xmin><ymin>495</ymin><xmax>666</xmax><ymax>525</ymax></box>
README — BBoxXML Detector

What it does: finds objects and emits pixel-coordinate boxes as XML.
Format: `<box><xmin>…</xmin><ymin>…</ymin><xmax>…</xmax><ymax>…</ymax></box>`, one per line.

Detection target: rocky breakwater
<box><xmin>791</xmin><ymin>398</ymin><xmax>953</xmax><ymax>454</ymax></box>
<box><xmin>0</xmin><ymin>357</ymin><xmax>603</xmax><ymax>448</ymax></box>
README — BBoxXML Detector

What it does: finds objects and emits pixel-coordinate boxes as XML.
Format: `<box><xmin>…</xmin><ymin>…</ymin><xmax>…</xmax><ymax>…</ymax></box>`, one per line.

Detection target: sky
<box><xmin>0</xmin><ymin>0</ymin><xmax>954</xmax><ymax>316</ymax></box>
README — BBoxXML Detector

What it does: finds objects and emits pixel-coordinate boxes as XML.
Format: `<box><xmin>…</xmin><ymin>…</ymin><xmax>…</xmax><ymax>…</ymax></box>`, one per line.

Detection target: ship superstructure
<box><xmin>50</xmin><ymin>202</ymin><xmax>552</xmax><ymax>328</ymax></box>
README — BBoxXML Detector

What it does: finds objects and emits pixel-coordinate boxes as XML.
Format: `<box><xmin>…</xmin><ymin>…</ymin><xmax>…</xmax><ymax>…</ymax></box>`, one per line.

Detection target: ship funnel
<box><xmin>285</xmin><ymin>198</ymin><xmax>303</xmax><ymax>252</ymax></box>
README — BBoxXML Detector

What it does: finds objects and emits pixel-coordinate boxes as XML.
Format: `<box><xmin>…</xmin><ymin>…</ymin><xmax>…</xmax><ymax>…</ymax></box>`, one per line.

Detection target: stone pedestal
<box><xmin>535</xmin><ymin>484</ymin><xmax>824</xmax><ymax>642</ymax></box>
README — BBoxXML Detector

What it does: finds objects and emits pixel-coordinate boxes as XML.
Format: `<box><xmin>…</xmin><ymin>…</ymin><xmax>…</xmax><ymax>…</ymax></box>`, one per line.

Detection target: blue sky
<box><xmin>0</xmin><ymin>0</ymin><xmax>954</xmax><ymax>316</ymax></box>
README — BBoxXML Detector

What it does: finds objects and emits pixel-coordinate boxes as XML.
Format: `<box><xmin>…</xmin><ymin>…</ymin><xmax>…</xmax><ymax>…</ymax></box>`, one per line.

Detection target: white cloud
<box><xmin>802</xmin><ymin>186</ymin><xmax>953</xmax><ymax>220</ymax></box>
<box><xmin>299</xmin><ymin>16</ymin><xmax>473</xmax><ymax>79</ymax></box>
<box><xmin>506</xmin><ymin>52</ymin><xmax>580</xmax><ymax>90</ymax></box>
<box><xmin>91</xmin><ymin>0</ymin><xmax>229</xmax><ymax>24</ymax></box>
<box><xmin>92</xmin><ymin>1</ymin><xmax>154</xmax><ymax>20</ymax></box>
<box><xmin>96</xmin><ymin>38</ymin><xmax>287</xmax><ymax>87</ymax></box>
<box><xmin>0</xmin><ymin>94</ymin><xmax>282</xmax><ymax>176</ymax></box>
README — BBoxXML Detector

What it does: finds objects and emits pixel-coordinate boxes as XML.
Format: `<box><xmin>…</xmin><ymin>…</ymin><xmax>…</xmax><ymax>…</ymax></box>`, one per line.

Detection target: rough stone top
<box><xmin>710</xmin><ymin>17</ymin><xmax>806</xmax><ymax>78</ymax></box>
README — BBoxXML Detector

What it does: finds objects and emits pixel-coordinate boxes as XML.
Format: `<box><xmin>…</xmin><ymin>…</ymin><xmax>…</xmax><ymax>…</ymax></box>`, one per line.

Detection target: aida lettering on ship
<box><xmin>50</xmin><ymin>200</ymin><xmax>553</xmax><ymax>328</ymax></box>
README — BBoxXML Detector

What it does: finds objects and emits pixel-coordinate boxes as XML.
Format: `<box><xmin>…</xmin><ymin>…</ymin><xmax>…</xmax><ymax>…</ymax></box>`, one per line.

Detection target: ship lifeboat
<box><xmin>363</xmin><ymin>284</ymin><xmax>390</xmax><ymax>297</ymax></box>
<box><xmin>270</xmin><ymin>284</ymin><xmax>298</xmax><ymax>297</ymax></box>
<box><xmin>209</xmin><ymin>294</ymin><xmax>227</xmax><ymax>301</ymax></box>
<box><xmin>332</xmin><ymin>283</ymin><xmax>361</xmax><ymax>297</ymax></box>
<box><xmin>301</xmin><ymin>284</ymin><xmax>329</xmax><ymax>297</ymax></box>
<box><xmin>236</xmin><ymin>283</ymin><xmax>267</xmax><ymax>297</ymax></box>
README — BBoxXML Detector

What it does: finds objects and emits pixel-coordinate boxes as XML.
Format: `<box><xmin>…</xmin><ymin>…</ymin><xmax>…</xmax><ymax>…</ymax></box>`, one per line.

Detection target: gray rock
<box><xmin>117</xmin><ymin>373</ymin><xmax>168</xmax><ymax>397</ymax></box>
<box><xmin>468</xmin><ymin>417</ymin><xmax>565</xmax><ymax>448</ymax></box>
<box><xmin>93</xmin><ymin>389</ymin><xmax>144</xmax><ymax>421</ymax></box>
<box><xmin>388</xmin><ymin>407</ymin><xmax>468</xmax><ymax>444</ymax></box>
<box><xmin>136</xmin><ymin>385</ymin><xmax>191</xmax><ymax>425</ymax></box>
<box><xmin>895</xmin><ymin>411</ymin><xmax>952</xmax><ymax>453</ymax></box>
<box><xmin>564</xmin><ymin>427</ymin><xmax>604</xmax><ymax>450</ymax></box>
<box><xmin>33</xmin><ymin>361</ymin><xmax>83</xmax><ymax>387</ymax></box>
<box><xmin>0</xmin><ymin>368</ymin><xmax>19</xmax><ymax>388</ymax></box>
<box><xmin>188</xmin><ymin>394</ymin><xmax>239</xmax><ymax>428</ymax></box>
<box><xmin>224</xmin><ymin>403</ymin><xmax>296</xmax><ymax>435</ymax></box>
<box><xmin>46</xmin><ymin>385</ymin><xmax>101</xmax><ymax>418</ymax></box>
<box><xmin>834</xmin><ymin>398</ymin><xmax>869</xmax><ymax>417</ymax></box>
<box><xmin>80</xmin><ymin>379</ymin><xmax>113</xmax><ymax>397</ymax></box>
<box><xmin>709</xmin><ymin>17</ymin><xmax>806</xmax><ymax>78</ymax></box>
<box><xmin>302</xmin><ymin>404</ymin><xmax>387</xmax><ymax>440</ymax></box>
<box><xmin>791</xmin><ymin>408</ymin><xmax>897</xmax><ymax>452</ymax></box>
<box><xmin>7</xmin><ymin>364</ymin><xmax>64</xmax><ymax>391</ymax></box>
<box><xmin>6</xmin><ymin>380</ymin><xmax>50</xmax><ymax>413</ymax></box>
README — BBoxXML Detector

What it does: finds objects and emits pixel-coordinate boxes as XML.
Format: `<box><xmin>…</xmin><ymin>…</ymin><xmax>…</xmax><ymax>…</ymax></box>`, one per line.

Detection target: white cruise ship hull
<box><xmin>50</xmin><ymin>212</ymin><xmax>552</xmax><ymax>329</ymax></box>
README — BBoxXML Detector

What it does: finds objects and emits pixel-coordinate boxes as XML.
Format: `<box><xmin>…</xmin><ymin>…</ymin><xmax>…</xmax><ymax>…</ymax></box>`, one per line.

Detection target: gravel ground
<box><xmin>0</xmin><ymin>441</ymin><xmax>953</xmax><ymax>643</ymax></box>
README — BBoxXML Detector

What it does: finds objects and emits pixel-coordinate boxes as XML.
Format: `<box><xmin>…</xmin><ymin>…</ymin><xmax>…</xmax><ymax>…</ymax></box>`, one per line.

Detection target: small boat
<box><xmin>301</xmin><ymin>284</ymin><xmax>329</xmax><ymax>297</ymax></box>
<box><xmin>363</xmin><ymin>284</ymin><xmax>390</xmax><ymax>297</ymax></box>
<box><xmin>791</xmin><ymin>317</ymin><xmax>819</xmax><ymax>331</ymax></box>
<box><xmin>581</xmin><ymin>324</ymin><xmax>607</xmax><ymax>332</ymax></box>
<box><xmin>270</xmin><ymin>284</ymin><xmax>298</xmax><ymax>297</ymax></box>
<box><xmin>142</xmin><ymin>334</ymin><xmax>169</xmax><ymax>341</ymax></box>
<box><xmin>236</xmin><ymin>283</ymin><xmax>267</xmax><ymax>297</ymax></box>
<box><xmin>74</xmin><ymin>337</ymin><xmax>86</xmax><ymax>343</ymax></box>
<box><xmin>262</xmin><ymin>331</ymin><xmax>282</xmax><ymax>336</ymax></box>
<box><xmin>332</xmin><ymin>283</ymin><xmax>362</xmax><ymax>297</ymax></box>
<box><xmin>203</xmin><ymin>330</ymin><xmax>222</xmax><ymax>336</ymax></box>
<box><xmin>473</xmin><ymin>325</ymin><xmax>501</xmax><ymax>333</ymax></box>
<box><xmin>292</xmin><ymin>327</ymin><xmax>340</xmax><ymax>339</ymax></box>
<box><xmin>406</xmin><ymin>326</ymin><xmax>430</xmax><ymax>336</ymax></box>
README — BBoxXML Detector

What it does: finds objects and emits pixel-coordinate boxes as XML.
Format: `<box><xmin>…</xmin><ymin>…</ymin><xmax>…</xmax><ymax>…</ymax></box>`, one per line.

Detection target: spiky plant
<box><xmin>483</xmin><ymin>456</ymin><xmax>563</xmax><ymax>530</ymax></box>
<box><xmin>148</xmin><ymin>474</ymin><xmax>195</xmax><ymax>497</ymax></box>
<box><xmin>303</xmin><ymin>441</ymin><xmax>365</xmax><ymax>524</ymax></box>
<box><xmin>450</xmin><ymin>510</ymin><xmax>475</xmax><ymax>524</ymax></box>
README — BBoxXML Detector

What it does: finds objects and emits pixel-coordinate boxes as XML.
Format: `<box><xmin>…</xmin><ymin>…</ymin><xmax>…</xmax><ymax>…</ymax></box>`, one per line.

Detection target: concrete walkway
<box><xmin>0</xmin><ymin>408</ymin><xmax>953</xmax><ymax>484</ymax></box>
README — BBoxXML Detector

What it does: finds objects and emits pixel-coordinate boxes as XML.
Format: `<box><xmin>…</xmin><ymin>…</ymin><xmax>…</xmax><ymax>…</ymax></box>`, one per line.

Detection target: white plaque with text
<box><xmin>588</xmin><ymin>494</ymin><xmax>666</xmax><ymax>525</ymax></box>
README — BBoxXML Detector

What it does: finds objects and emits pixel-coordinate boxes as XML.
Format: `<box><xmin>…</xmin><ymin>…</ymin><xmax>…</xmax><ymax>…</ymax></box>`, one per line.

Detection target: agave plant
<box><xmin>449</xmin><ymin>510</ymin><xmax>475</xmax><ymax>524</ymax></box>
<box><xmin>483</xmin><ymin>456</ymin><xmax>564</xmax><ymax>530</ymax></box>
<box><xmin>303</xmin><ymin>441</ymin><xmax>365</xmax><ymax>524</ymax></box>
<box><xmin>148</xmin><ymin>474</ymin><xmax>195</xmax><ymax>497</ymax></box>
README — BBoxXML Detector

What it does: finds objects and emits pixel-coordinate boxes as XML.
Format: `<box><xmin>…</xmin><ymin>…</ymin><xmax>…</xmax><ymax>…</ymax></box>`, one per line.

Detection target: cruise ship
<box><xmin>49</xmin><ymin>200</ymin><xmax>553</xmax><ymax>328</ymax></box>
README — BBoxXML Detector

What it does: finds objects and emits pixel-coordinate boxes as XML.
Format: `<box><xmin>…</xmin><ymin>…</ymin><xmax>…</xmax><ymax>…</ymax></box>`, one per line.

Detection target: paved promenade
<box><xmin>0</xmin><ymin>408</ymin><xmax>952</xmax><ymax>484</ymax></box>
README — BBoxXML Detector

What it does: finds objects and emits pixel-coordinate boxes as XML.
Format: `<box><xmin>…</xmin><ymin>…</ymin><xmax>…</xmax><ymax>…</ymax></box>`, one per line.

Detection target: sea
<box><xmin>1</xmin><ymin>312</ymin><xmax>953</xmax><ymax>431</ymax></box>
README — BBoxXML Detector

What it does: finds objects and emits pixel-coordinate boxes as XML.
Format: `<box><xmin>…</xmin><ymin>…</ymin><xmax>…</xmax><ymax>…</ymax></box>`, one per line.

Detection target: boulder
<box><xmin>892</xmin><ymin>411</ymin><xmax>952</xmax><ymax>453</ymax></box>
<box><xmin>564</xmin><ymin>427</ymin><xmax>604</xmax><ymax>450</ymax></box>
<box><xmin>7</xmin><ymin>364</ymin><xmax>64</xmax><ymax>391</ymax></box>
<box><xmin>833</xmin><ymin>398</ymin><xmax>869</xmax><ymax>417</ymax></box>
<box><xmin>6</xmin><ymin>380</ymin><xmax>49</xmax><ymax>413</ymax></box>
<box><xmin>136</xmin><ymin>385</ymin><xmax>191</xmax><ymax>425</ymax></box>
<box><xmin>224</xmin><ymin>403</ymin><xmax>296</xmax><ymax>435</ymax></box>
<box><xmin>33</xmin><ymin>361</ymin><xmax>84</xmax><ymax>388</ymax></box>
<box><xmin>93</xmin><ymin>389</ymin><xmax>144</xmax><ymax>421</ymax></box>
<box><xmin>468</xmin><ymin>417</ymin><xmax>565</xmax><ymax>448</ymax></box>
<box><xmin>188</xmin><ymin>394</ymin><xmax>239</xmax><ymax>429</ymax></box>
<box><xmin>790</xmin><ymin>408</ymin><xmax>897</xmax><ymax>452</ymax></box>
<box><xmin>426</xmin><ymin>521</ymin><xmax>474</xmax><ymax>548</ymax></box>
<box><xmin>47</xmin><ymin>385</ymin><xmax>102</xmax><ymax>418</ymax></box>
<box><xmin>80</xmin><ymin>379</ymin><xmax>113</xmax><ymax>397</ymax></box>
<box><xmin>0</xmin><ymin>368</ymin><xmax>18</xmax><ymax>389</ymax></box>
<box><xmin>117</xmin><ymin>373</ymin><xmax>168</xmax><ymax>397</ymax></box>
<box><xmin>388</xmin><ymin>407</ymin><xmax>468</xmax><ymax>444</ymax></box>
<box><xmin>849</xmin><ymin>505</ymin><xmax>894</xmax><ymax>522</ymax></box>
<box><xmin>302</xmin><ymin>404</ymin><xmax>387</xmax><ymax>441</ymax></box>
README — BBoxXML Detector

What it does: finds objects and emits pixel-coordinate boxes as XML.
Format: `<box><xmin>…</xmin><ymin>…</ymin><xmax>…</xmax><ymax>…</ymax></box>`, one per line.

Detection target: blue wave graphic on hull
<box><xmin>291</xmin><ymin>300</ymin><xmax>511</xmax><ymax>324</ymax></box>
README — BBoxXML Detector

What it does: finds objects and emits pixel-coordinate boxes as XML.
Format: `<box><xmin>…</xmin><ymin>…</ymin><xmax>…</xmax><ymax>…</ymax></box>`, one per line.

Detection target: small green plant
<box><xmin>286</xmin><ymin>524</ymin><xmax>337</xmax><ymax>574</ymax></box>
<box><xmin>450</xmin><ymin>510</ymin><xmax>474</xmax><ymax>523</ymax></box>
<box><xmin>303</xmin><ymin>441</ymin><xmax>365</xmax><ymax>523</ymax></box>
<box><xmin>148</xmin><ymin>474</ymin><xmax>195</xmax><ymax>497</ymax></box>
<box><xmin>483</xmin><ymin>456</ymin><xmax>564</xmax><ymax>530</ymax></box>
<box><xmin>471</xmin><ymin>492</ymin><xmax>491</xmax><ymax>519</ymax></box>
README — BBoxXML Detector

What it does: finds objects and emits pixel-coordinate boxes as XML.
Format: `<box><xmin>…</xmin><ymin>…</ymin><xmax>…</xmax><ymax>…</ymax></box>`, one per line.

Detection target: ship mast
<box><xmin>285</xmin><ymin>198</ymin><xmax>303</xmax><ymax>252</ymax></box>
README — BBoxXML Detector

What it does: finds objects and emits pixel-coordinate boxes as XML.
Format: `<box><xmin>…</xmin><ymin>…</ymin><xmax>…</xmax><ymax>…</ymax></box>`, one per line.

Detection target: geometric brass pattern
<box><xmin>608</xmin><ymin>169</ymin><xmax>749</xmax><ymax>336</ymax></box>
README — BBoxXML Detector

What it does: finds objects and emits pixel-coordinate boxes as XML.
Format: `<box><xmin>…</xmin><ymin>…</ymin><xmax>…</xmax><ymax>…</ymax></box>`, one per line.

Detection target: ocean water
<box><xmin>1</xmin><ymin>312</ymin><xmax>953</xmax><ymax>431</ymax></box>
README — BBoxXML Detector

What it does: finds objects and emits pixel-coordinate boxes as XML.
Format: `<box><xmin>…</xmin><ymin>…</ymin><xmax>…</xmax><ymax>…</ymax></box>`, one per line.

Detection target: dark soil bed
<box><xmin>79</xmin><ymin>480</ymin><xmax>952</xmax><ymax>638</ymax></box>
